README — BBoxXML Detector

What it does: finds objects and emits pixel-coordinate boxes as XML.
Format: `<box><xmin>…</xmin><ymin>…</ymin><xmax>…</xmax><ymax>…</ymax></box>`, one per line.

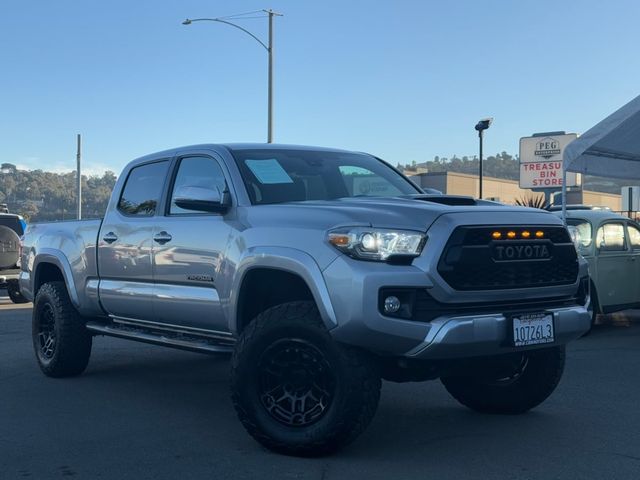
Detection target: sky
<box><xmin>1</xmin><ymin>0</ymin><xmax>639</xmax><ymax>176</ymax></box>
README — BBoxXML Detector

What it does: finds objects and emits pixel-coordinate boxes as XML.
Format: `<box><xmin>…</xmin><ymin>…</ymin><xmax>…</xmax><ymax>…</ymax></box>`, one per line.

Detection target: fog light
<box><xmin>384</xmin><ymin>296</ymin><xmax>401</xmax><ymax>314</ymax></box>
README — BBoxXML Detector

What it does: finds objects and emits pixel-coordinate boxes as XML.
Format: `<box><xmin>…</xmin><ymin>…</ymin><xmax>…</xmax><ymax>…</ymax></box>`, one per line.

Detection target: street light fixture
<box><xmin>475</xmin><ymin>117</ymin><xmax>493</xmax><ymax>199</ymax></box>
<box><xmin>182</xmin><ymin>9</ymin><xmax>282</xmax><ymax>143</ymax></box>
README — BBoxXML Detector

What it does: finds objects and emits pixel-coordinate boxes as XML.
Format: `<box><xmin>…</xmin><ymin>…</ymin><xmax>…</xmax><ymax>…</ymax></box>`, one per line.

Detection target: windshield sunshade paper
<box><xmin>245</xmin><ymin>159</ymin><xmax>294</xmax><ymax>184</ymax></box>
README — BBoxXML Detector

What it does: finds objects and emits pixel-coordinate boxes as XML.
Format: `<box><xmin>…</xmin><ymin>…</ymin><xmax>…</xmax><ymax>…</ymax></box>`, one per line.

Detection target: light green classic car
<box><xmin>553</xmin><ymin>209</ymin><xmax>640</xmax><ymax>328</ymax></box>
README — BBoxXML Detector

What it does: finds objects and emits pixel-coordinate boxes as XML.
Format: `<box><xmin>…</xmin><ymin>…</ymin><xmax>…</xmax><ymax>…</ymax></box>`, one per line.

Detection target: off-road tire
<box><xmin>32</xmin><ymin>281</ymin><xmax>92</xmax><ymax>377</ymax></box>
<box><xmin>230</xmin><ymin>301</ymin><xmax>381</xmax><ymax>456</ymax></box>
<box><xmin>7</xmin><ymin>280</ymin><xmax>29</xmax><ymax>304</ymax></box>
<box><xmin>441</xmin><ymin>346</ymin><xmax>565</xmax><ymax>414</ymax></box>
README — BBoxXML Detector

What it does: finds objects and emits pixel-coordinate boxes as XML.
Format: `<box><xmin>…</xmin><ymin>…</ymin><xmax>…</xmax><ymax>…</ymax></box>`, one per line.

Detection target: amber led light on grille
<box><xmin>507</xmin><ymin>231</ymin><xmax>517</xmax><ymax>239</ymax></box>
<box><xmin>535</xmin><ymin>231</ymin><xmax>544</xmax><ymax>238</ymax></box>
<box><xmin>521</xmin><ymin>230</ymin><xmax>531</xmax><ymax>238</ymax></box>
<box><xmin>491</xmin><ymin>231</ymin><xmax>502</xmax><ymax>239</ymax></box>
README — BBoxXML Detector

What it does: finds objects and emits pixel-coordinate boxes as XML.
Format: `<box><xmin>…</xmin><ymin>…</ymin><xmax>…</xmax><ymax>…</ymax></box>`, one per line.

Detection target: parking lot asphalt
<box><xmin>1</xmin><ymin>294</ymin><xmax>639</xmax><ymax>480</ymax></box>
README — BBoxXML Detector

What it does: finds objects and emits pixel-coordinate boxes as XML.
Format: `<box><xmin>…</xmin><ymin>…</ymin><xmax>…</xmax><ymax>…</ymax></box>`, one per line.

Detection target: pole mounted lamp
<box><xmin>182</xmin><ymin>9</ymin><xmax>282</xmax><ymax>143</ymax></box>
<box><xmin>475</xmin><ymin>117</ymin><xmax>493</xmax><ymax>199</ymax></box>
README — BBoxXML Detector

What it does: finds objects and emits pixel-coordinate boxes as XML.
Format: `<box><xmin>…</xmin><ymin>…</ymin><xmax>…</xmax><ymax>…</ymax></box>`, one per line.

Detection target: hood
<box><xmin>242</xmin><ymin>195</ymin><xmax>562</xmax><ymax>232</ymax></box>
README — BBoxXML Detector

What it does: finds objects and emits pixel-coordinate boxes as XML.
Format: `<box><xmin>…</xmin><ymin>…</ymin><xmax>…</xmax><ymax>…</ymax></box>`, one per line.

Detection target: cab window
<box><xmin>596</xmin><ymin>223</ymin><xmax>627</xmax><ymax>252</ymax></box>
<box><xmin>118</xmin><ymin>161</ymin><xmax>169</xmax><ymax>216</ymax></box>
<box><xmin>169</xmin><ymin>156</ymin><xmax>228</xmax><ymax>215</ymax></box>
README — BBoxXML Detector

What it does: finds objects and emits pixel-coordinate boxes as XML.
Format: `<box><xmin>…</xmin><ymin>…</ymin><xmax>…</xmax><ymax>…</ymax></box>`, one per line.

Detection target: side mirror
<box><xmin>173</xmin><ymin>185</ymin><xmax>230</xmax><ymax>213</ymax></box>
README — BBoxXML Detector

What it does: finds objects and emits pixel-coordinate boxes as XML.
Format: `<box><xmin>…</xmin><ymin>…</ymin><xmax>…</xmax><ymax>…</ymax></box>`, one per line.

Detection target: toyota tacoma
<box><xmin>20</xmin><ymin>144</ymin><xmax>591</xmax><ymax>455</ymax></box>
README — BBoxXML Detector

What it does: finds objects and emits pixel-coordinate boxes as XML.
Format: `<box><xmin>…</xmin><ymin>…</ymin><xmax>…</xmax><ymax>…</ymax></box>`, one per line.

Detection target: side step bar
<box><xmin>85</xmin><ymin>322</ymin><xmax>235</xmax><ymax>355</ymax></box>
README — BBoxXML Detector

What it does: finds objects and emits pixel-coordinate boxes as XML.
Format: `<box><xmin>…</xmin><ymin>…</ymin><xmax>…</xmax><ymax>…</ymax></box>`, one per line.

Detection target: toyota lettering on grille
<box><xmin>491</xmin><ymin>242</ymin><xmax>552</xmax><ymax>261</ymax></box>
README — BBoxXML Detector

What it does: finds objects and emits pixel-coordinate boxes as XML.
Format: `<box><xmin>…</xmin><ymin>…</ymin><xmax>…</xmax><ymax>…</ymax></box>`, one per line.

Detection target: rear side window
<box><xmin>118</xmin><ymin>161</ymin><xmax>169</xmax><ymax>216</ymax></box>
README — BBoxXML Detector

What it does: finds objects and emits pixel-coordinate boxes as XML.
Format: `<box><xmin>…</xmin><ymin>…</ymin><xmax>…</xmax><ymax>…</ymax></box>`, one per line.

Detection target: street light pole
<box><xmin>182</xmin><ymin>9</ymin><xmax>282</xmax><ymax>143</ymax></box>
<box><xmin>478</xmin><ymin>130</ymin><xmax>483</xmax><ymax>199</ymax></box>
<box><xmin>474</xmin><ymin>117</ymin><xmax>493</xmax><ymax>200</ymax></box>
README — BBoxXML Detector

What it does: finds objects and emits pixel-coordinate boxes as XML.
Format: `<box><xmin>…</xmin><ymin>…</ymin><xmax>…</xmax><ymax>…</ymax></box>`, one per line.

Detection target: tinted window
<box><xmin>0</xmin><ymin>216</ymin><xmax>24</xmax><ymax>236</ymax></box>
<box><xmin>170</xmin><ymin>156</ymin><xmax>227</xmax><ymax>215</ymax></box>
<box><xmin>231</xmin><ymin>149</ymin><xmax>419</xmax><ymax>205</ymax></box>
<box><xmin>118</xmin><ymin>161</ymin><xmax>169</xmax><ymax>216</ymax></box>
<box><xmin>596</xmin><ymin>223</ymin><xmax>627</xmax><ymax>252</ymax></box>
<box><xmin>628</xmin><ymin>224</ymin><xmax>640</xmax><ymax>249</ymax></box>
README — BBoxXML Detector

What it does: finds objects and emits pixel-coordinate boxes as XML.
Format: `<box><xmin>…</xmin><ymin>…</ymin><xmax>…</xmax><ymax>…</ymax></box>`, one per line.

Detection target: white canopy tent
<box><xmin>562</xmin><ymin>94</ymin><xmax>640</xmax><ymax>219</ymax></box>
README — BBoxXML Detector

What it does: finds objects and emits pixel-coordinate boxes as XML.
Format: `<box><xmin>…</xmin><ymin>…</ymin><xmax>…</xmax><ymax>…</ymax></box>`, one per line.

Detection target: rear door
<box><xmin>593</xmin><ymin>221</ymin><xmax>635</xmax><ymax>309</ymax></box>
<box><xmin>151</xmin><ymin>154</ymin><xmax>233</xmax><ymax>332</ymax></box>
<box><xmin>98</xmin><ymin>160</ymin><xmax>170</xmax><ymax>320</ymax></box>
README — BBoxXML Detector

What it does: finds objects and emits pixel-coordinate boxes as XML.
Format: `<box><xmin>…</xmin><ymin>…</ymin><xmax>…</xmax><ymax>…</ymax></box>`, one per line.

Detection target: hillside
<box><xmin>398</xmin><ymin>153</ymin><xmax>640</xmax><ymax>193</ymax></box>
<box><xmin>0</xmin><ymin>163</ymin><xmax>116</xmax><ymax>222</ymax></box>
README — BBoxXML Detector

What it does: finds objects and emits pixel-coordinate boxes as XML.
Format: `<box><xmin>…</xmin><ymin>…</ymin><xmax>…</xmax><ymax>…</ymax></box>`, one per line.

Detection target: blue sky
<box><xmin>1</xmin><ymin>0</ymin><xmax>639</xmax><ymax>175</ymax></box>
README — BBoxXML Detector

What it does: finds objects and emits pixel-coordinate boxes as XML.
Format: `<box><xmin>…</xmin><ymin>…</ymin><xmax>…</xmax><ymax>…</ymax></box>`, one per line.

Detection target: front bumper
<box><xmin>323</xmin><ymin>255</ymin><xmax>591</xmax><ymax>359</ymax></box>
<box><xmin>404</xmin><ymin>305</ymin><xmax>589</xmax><ymax>359</ymax></box>
<box><xmin>0</xmin><ymin>268</ymin><xmax>20</xmax><ymax>287</ymax></box>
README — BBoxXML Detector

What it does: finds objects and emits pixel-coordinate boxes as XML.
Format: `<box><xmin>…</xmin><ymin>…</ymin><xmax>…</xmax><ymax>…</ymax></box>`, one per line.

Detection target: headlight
<box><xmin>327</xmin><ymin>227</ymin><xmax>426</xmax><ymax>261</ymax></box>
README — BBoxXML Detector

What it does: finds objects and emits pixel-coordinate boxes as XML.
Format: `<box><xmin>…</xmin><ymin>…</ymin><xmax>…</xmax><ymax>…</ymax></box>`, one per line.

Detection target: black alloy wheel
<box><xmin>36</xmin><ymin>303</ymin><xmax>57</xmax><ymax>361</ymax></box>
<box><xmin>258</xmin><ymin>338</ymin><xmax>336</xmax><ymax>427</ymax></box>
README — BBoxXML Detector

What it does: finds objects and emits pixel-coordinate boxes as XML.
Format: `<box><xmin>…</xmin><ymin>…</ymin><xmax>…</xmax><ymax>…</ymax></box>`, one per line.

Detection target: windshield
<box><xmin>230</xmin><ymin>149</ymin><xmax>421</xmax><ymax>205</ymax></box>
<box><xmin>567</xmin><ymin>218</ymin><xmax>593</xmax><ymax>250</ymax></box>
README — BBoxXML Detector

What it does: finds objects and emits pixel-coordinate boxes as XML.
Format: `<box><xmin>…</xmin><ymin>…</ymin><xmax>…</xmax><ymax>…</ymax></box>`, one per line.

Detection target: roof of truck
<box><xmin>129</xmin><ymin>143</ymin><xmax>362</xmax><ymax>166</ymax></box>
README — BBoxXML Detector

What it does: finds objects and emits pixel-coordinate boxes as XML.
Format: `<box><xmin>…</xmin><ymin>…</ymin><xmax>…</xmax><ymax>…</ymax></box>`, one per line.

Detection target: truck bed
<box><xmin>20</xmin><ymin>219</ymin><xmax>103</xmax><ymax>315</ymax></box>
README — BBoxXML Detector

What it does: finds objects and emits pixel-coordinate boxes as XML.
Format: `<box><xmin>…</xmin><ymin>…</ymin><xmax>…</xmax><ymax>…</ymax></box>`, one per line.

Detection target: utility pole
<box><xmin>76</xmin><ymin>134</ymin><xmax>82</xmax><ymax>220</ymax></box>
<box><xmin>267</xmin><ymin>9</ymin><xmax>274</xmax><ymax>143</ymax></box>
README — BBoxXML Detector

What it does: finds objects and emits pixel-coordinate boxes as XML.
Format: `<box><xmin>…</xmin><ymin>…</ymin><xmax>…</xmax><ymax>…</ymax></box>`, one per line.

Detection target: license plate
<box><xmin>511</xmin><ymin>312</ymin><xmax>554</xmax><ymax>347</ymax></box>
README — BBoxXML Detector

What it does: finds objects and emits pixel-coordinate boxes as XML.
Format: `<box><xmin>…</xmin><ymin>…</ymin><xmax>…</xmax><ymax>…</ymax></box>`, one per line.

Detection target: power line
<box><xmin>218</xmin><ymin>10</ymin><xmax>267</xmax><ymax>20</ymax></box>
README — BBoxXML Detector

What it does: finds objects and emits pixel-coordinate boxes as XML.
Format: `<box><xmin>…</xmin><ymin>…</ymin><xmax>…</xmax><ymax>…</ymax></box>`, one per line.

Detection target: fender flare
<box><xmin>227</xmin><ymin>246</ymin><xmax>338</xmax><ymax>333</ymax></box>
<box><xmin>32</xmin><ymin>249</ymin><xmax>81</xmax><ymax>308</ymax></box>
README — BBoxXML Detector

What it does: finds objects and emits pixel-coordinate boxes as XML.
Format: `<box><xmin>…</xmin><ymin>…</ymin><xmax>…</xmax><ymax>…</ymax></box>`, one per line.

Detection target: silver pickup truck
<box><xmin>20</xmin><ymin>143</ymin><xmax>591</xmax><ymax>456</ymax></box>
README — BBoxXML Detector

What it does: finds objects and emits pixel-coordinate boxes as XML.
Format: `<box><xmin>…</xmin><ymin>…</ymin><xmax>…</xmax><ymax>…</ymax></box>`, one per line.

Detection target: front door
<box><xmin>98</xmin><ymin>160</ymin><xmax>170</xmax><ymax>320</ymax></box>
<box><xmin>594</xmin><ymin>221</ymin><xmax>635</xmax><ymax>310</ymax></box>
<box><xmin>151</xmin><ymin>155</ymin><xmax>232</xmax><ymax>332</ymax></box>
<box><xmin>625</xmin><ymin>222</ymin><xmax>640</xmax><ymax>305</ymax></box>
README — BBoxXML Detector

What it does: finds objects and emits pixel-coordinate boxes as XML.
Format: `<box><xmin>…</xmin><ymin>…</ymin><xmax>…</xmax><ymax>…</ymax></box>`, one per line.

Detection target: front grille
<box><xmin>437</xmin><ymin>226</ymin><xmax>579</xmax><ymax>290</ymax></box>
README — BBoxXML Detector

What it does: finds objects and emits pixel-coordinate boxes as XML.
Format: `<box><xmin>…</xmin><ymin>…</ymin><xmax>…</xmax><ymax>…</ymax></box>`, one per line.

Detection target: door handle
<box><xmin>102</xmin><ymin>232</ymin><xmax>118</xmax><ymax>244</ymax></box>
<box><xmin>153</xmin><ymin>231</ymin><xmax>172</xmax><ymax>245</ymax></box>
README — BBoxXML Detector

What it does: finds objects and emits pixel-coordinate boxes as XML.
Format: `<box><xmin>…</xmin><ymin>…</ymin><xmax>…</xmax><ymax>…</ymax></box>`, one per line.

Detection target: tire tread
<box><xmin>230</xmin><ymin>301</ymin><xmax>381</xmax><ymax>456</ymax></box>
<box><xmin>33</xmin><ymin>281</ymin><xmax>92</xmax><ymax>377</ymax></box>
